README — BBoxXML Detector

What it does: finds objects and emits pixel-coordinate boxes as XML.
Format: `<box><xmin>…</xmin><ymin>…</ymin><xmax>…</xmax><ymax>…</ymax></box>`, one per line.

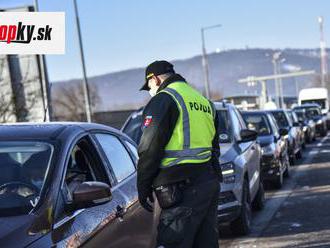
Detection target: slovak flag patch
<box><xmin>143</xmin><ymin>116</ymin><xmax>153</xmax><ymax>128</ymax></box>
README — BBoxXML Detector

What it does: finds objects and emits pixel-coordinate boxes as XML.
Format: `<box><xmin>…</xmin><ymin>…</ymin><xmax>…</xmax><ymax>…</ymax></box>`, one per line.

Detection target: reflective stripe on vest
<box><xmin>160</xmin><ymin>83</ymin><xmax>215</xmax><ymax>168</ymax></box>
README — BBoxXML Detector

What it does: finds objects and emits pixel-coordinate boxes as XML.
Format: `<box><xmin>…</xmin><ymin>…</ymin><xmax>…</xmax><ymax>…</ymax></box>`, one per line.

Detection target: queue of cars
<box><xmin>0</xmin><ymin>102</ymin><xmax>327</xmax><ymax>246</ymax></box>
<box><xmin>121</xmin><ymin>101</ymin><xmax>328</xmax><ymax>236</ymax></box>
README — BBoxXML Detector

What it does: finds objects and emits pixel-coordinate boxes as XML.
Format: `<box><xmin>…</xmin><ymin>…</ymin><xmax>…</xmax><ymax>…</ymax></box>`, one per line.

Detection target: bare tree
<box><xmin>0</xmin><ymin>55</ymin><xmax>44</xmax><ymax>123</ymax></box>
<box><xmin>52</xmin><ymin>82</ymin><xmax>99</xmax><ymax>121</ymax></box>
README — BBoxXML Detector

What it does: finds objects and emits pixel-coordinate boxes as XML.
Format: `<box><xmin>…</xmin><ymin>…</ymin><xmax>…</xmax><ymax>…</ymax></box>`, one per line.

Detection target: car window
<box><xmin>301</xmin><ymin>99</ymin><xmax>326</xmax><ymax>109</ymax></box>
<box><xmin>230</xmin><ymin>108</ymin><xmax>242</xmax><ymax>139</ymax></box>
<box><xmin>267</xmin><ymin>114</ymin><xmax>279</xmax><ymax>136</ymax></box>
<box><xmin>122</xmin><ymin>110</ymin><xmax>143</xmax><ymax>145</ymax></box>
<box><xmin>0</xmin><ymin>142</ymin><xmax>53</xmax><ymax>217</ymax></box>
<box><xmin>234</xmin><ymin>108</ymin><xmax>247</xmax><ymax>129</ymax></box>
<box><xmin>95</xmin><ymin>133</ymin><xmax>136</xmax><ymax>183</ymax></box>
<box><xmin>242</xmin><ymin>113</ymin><xmax>271</xmax><ymax>136</ymax></box>
<box><xmin>291</xmin><ymin>112</ymin><xmax>299</xmax><ymax>123</ymax></box>
<box><xmin>271</xmin><ymin>111</ymin><xmax>289</xmax><ymax>128</ymax></box>
<box><xmin>294</xmin><ymin>110</ymin><xmax>305</xmax><ymax>122</ymax></box>
<box><xmin>124</xmin><ymin>140</ymin><xmax>138</xmax><ymax>163</ymax></box>
<box><xmin>64</xmin><ymin>137</ymin><xmax>108</xmax><ymax>198</ymax></box>
<box><xmin>216</xmin><ymin>110</ymin><xmax>232</xmax><ymax>143</ymax></box>
<box><xmin>287</xmin><ymin>112</ymin><xmax>294</xmax><ymax>124</ymax></box>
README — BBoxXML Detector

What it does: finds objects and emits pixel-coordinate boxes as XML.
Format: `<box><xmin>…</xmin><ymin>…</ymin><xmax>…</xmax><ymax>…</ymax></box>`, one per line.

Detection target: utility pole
<box><xmin>272</xmin><ymin>52</ymin><xmax>281</xmax><ymax>107</ymax></box>
<box><xmin>318</xmin><ymin>16</ymin><xmax>328</xmax><ymax>87</ymax></box>
<box><xmin>278</xmin><ymin>58</ymin><xmax>286</xmax><ymax>108</ymax></box>
<box><xmin>201</xmin><ymin>24</ymin><xmax>221</xmax><ymax>99</ymax></box>
<box><xmin>73</xmin><ymin>0</ymin><xmax>92</xmax><ymax>122</ymax></box>
<box><xmin>34</xmin><ymin>0</ymin><xmax>52</xmax><ymax>121</ymax></box>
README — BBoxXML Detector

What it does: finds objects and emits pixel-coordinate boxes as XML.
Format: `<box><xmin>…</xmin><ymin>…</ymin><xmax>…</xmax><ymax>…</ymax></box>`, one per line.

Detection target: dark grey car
<box><xmin>293</xmin><ymin>104</ymin><xmax>328</xmax><ymax>137</ymax></box>
<box><xmin>242</xmin><ymin>111</ymin><xmax>290</xmax><ymax>189</ymax></box>
<box><xmin>0</xmin><ymin>123</ymin><xmax>155</xmax><ymax>248</ymax></box>
<box><xmin>268</xmin><ymin>110</ymin><xmax>303</xmax><ymax>165</ymax></box>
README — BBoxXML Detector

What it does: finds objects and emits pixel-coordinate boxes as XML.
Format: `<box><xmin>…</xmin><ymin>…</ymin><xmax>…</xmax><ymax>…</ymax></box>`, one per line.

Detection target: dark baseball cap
<box><xmin>140</xmin><ymin>60</ymin><xmax>175</xmax><ymax>91</ymax></box>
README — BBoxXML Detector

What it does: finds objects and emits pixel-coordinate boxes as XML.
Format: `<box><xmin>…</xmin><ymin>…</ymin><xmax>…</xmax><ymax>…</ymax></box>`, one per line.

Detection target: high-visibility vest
<box><xmin>159</xmin><ymin>82</ymin><xmax>216</xmax><ymax>168</ymax></box>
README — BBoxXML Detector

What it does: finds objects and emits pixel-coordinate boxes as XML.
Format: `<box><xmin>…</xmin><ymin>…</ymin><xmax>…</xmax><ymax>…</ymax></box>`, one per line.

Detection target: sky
<box><xmin>1</xmin><ymin>0</ymin><xmax>329</xmax><ymax>82</ymax></box>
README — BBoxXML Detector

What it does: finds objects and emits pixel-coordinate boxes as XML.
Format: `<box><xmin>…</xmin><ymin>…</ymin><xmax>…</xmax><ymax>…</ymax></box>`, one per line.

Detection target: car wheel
<box><xmin>274</xmin><ymin>168</ymin><xmax>284</xmax><ymax>189</ymax></box>
<box><xmin>283</xmin><ymin>154</ymin><xmax>290</xmax><ymax>178</ymax></box>
<box><xmin>321</xmin><ymin>127</ymin><xmax>327</xmax><ymax>137</ymax></box>
<box><xmin>252</xmin><ymin>181</ymin><xmax>265</xmax><ymax>211</ymax></box>
<box><xmin>296</xmin><ymin>149</ymin><xmax>302</xmax><ymax>159</ymax></box>
<box><xmin>230</xmin><ymin>179</ymin><xmax>251</xmax><ymax>235</ymax></box>
<box><xmin>289</xmin><ymin>154</ymin><xmax>295</xmax><ymax>166</ymax></box>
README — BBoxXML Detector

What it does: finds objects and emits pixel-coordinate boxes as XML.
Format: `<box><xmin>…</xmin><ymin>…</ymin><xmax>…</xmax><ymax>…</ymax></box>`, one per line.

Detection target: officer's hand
<box><xmin>139</xmin><ymin>193</ymin><xmax>154</xmax><ymax>212</ymax></box>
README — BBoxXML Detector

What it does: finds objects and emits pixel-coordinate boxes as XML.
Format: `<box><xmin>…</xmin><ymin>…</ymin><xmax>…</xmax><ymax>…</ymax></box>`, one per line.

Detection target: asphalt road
<box><xmin>219</xmin><ymin>133</ymin><xmax>330</xmax><ymax>248</ymax></box>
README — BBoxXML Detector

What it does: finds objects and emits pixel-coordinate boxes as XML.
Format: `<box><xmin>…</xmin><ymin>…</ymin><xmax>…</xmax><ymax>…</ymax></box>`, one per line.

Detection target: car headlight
<box><xmin>261</xmin><ymin>143</ymin><xmax>275</xmax><ymax>155</ymax></box>
<box><xmin>317</xmin><ymin>119</ymin><xmax>323</xmax><ymax>125</ymax></box>
<box><xmin>221</xmin><ymin>162</ymin><xmax>235</xmax><ymax>176</ymax></box>
<box><xmin>221</xmin><ymin>163</ymin><xmax>235</xmax><ymax>183</ymax></box>
<box><xmin>303</xmin><ymin>126</ymin><xmax>308</xmax><ymax>132</ymax></box>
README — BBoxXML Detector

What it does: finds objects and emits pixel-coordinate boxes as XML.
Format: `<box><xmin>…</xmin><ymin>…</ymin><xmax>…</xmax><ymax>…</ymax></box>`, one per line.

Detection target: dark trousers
<box><xmin>156</xmin><ymin>171</ymin><xmax>220</xmax><ymax>248</ymax></box>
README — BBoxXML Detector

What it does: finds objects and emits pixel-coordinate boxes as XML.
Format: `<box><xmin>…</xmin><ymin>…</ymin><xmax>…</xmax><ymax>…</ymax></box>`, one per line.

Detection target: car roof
<box><xmin>0</xmin><ymin>122</ymin><xmax>120</xmax><ymax>140</ymax></box>
<box><xmin>294</xmin><ymin>103</ymin><xmax>321</xmax><ymax>109</ymax></box>
<box><xmin>213</xmin><ymin>101</ymin><xmax>235</xmax><ymax>110</ymax></box>
<box><xmin>267</xmin><ymin>109</ymin><xmax>285</xmax><ymax>113</ymax></box>
<box><xmin>241</xmin><ymin>110</ymin><xmax>268</xmax><ymax>115</ymax></box>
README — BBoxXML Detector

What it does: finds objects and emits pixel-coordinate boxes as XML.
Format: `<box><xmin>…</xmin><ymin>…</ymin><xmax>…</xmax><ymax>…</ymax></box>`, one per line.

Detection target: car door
<box><xmin>231</xmin><ymin>108</ymin><xmax>259</xmax><ymax>197</ymax></box>
<box><xmin>89</xmin><ymin>132</ymin><xmax>155</xmax><ymax>248</ymax></box>
<box><xmin>285</xmin><ymin>111</ymin><xmax>299</xmax><ymax>152</ymax></box>
<box><xmin>51</xmin><ymin>134</ymin><xmax>128</xmax><ymax>248</ymax></box>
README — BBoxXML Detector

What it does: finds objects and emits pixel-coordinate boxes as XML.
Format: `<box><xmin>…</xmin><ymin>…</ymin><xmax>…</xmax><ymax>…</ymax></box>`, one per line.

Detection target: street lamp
<box><xmin>278</xmin><ymin>58</ymin><xmax>286</xmax><ymax>108</ymax></box>
<box><xmin>201</xmin><ymin>24</ymin><xmax>221</xmax><ymax>99</ymax></box>
<box><xmin>73</xmin><ymin>0</ymin><xmax>92</xmax><ymax>122</ymax></box>
<box><xmin>318</xmin><ymin>16</ymin><xmax>328</xmax><ymax>87</ymax></box>
<box><xmin>272</xmin><ymin>52</ymin><xmax>286</xmax><ymax>108</ymax></box>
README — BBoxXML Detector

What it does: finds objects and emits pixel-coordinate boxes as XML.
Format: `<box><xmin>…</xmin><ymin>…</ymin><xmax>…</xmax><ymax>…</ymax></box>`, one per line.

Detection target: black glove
<box><xmin>139</xmin><ymin>191</ymin><xmax>154</xmax><ymax>212</ymax></box>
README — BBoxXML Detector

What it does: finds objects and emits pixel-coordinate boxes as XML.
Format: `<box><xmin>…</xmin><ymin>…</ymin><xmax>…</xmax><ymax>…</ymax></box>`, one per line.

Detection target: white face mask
<box><xmin>148</xmin><ymin>79</ymin><xmax>159</xmax><ymax>97</ymax></box>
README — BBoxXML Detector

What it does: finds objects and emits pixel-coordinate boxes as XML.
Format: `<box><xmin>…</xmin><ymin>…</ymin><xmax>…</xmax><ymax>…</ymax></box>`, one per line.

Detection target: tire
<box><xmin>252</xmin><ymin>181</ymin><xmax>265</xmax><ymax>211</ymax></box>
<box><xmin>312</xmin><ymin>135</ymin><xmax>316</xmax><ymax>141</ymax></box>
<box><xmin>230</xmin><ymin>179</ymin><xmax>251</xmax><ymax>235</ymax></box>
<box><xmin>289</xmin><ymin>154</ymin><xmax>295</xmax><ymax>166</ymax></box>
<box><xmin>274</xmin><ymin>168</ymin><xmax>284</xmax><ymax>189</ymax></box>
<box><xmin>296</xmin><ymin>149</ymin><xmax>302</xmax><ymax>160</ymax></box>
<box><xmin>283</xmin><ymin>154</ymin><xmax>290</xmax><ymax>178</ymax></box>
<box><xmin>321</xmin><ymin>127</ymin><xmax>327</xmax><ymax>137</ymax></box>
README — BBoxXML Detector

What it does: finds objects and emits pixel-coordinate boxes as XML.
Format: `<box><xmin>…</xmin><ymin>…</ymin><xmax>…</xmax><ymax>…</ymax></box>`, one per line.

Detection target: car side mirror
<box><xmin>239</xmin><ymin>129</ymin><xmax>258</xmax><ymax>143</ymax></box>
<box><xmin>71</xmin><ymin>182</ymin><xmax>112</xmax><ymax>210</ymax></box>
<box><xmin>279</xmin><ymin>128</ymin><xmax>288</xmax><ymax>136</ymax></box>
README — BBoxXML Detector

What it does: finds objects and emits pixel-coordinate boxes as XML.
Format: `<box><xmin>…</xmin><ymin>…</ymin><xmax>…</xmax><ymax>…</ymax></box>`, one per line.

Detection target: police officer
<box><xmin>137</xmin><ymin>60</ymin><xmax>222</xmax><ymax>248</ymax></box>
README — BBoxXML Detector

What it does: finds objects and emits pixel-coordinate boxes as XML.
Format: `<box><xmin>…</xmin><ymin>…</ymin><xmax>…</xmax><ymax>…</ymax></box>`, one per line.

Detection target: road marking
<box><xmin>223</xmin><ymin>134</ymin><xmax>329</xmax><ymax>247</ymax></box>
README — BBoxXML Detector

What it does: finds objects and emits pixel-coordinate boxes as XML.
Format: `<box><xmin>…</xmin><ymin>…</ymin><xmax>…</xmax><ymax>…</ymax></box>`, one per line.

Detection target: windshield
<box><xmin>271</xmin><ymin>111</ymin><xmax>289</xmax><ymax>128</ymax></box>
<box><xmin>301</xmin><ymin>99</ymin><xmax>326</xmax><ymax>109</ymax></box>
<box><xmin>0</xmin><ymin>142</ymin><xmax>53</xmax><ymax>217</ymax></box>
<box><xmin>217</xmin><ymin>110</ymin><xmax>232</xmax><ymax>143</ymax></box>
<box><xmin>122</xmin><ymin>111</ymin><xmax>143</xmax><ymax>144</ymax></box>
<box><xmin>294</xmin><ymin>110</ymin><xmax>305</xmax><ymax>122</ymax></box>
<box><xmin>306</xmin><ymin>108</ymin><xmax>322</xmax><ymax>118</ymax></box>
<box><xmin>242</xmin><ymin>113</ymin><xmax>271</xmax><ymax>136</ymax></box>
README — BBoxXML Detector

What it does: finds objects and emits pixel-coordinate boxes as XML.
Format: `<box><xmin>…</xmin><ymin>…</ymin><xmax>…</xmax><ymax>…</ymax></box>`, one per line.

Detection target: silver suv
<box><xmin>214</xmin><ymin>102</ymin><xmax>264</xmax><ymax>235</ymax></box>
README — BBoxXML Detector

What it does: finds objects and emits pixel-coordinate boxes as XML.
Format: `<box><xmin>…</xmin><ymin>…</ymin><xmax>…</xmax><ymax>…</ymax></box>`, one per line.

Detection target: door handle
<box><xmin>251</xmin><ymin>145</ymin><xmax>256</xmax><ymax>150</ymax></box>
<box><xmin>116</xmin><ymin>205</ymin><xmax>125</xmax><ymax>219</ymax></box>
